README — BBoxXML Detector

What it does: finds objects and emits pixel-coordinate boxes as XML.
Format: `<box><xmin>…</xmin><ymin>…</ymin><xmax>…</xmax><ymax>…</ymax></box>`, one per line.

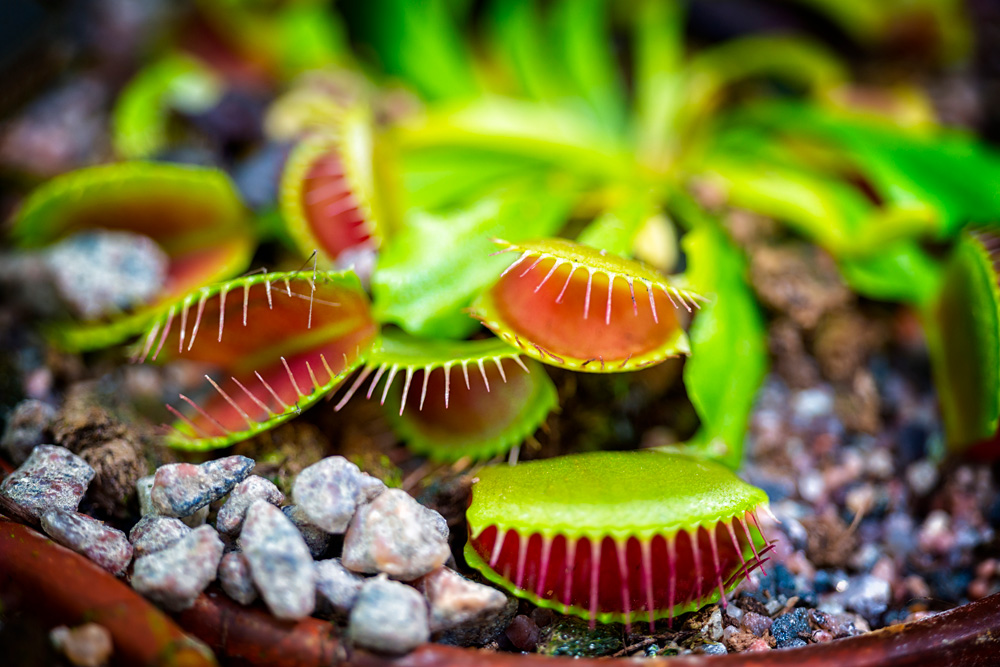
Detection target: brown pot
<box><xmin>3</xmin><ymin>517</ymin><xmax>999</xmax><ymax>667</ymax></box>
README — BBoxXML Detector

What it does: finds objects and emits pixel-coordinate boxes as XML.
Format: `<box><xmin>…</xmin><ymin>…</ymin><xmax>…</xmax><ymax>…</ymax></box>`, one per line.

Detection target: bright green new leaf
<box><xmin>681</xmin><ymin>220</ymin><xmax>768</xmax><ymax>469</ymax></box>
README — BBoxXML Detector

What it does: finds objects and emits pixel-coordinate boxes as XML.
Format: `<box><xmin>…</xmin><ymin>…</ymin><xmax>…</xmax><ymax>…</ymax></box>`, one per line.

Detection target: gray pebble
<box><xmin>0</xmin><ymin>445</ymin><xmax>94</xmax><ymax>522</ymax></box>
<box><xmin>282</xmin><ymin>504</ymin><xmax>331</xmax><ymax>558</ymax></box>
<box><xmin>137</xmin><ymin>475</ymin><xmax>207</xmax><ymax>527</ymax></box>
<box><xmin>315</xmin><ymin>558</ymin><xmax>365</xmax><ymax>614</ymax></box>
<box><xmin>129</xmin><ymin>515</ymin><xmax>191</xmax><ymax>558</ymax></box>
<box><xmin>150</xmin><ymin>456</ymin><xmax>254</xmax><ymax>517</ymax></box>
<box><xmin>40</xmin><ymin>509</ymin><xmax>133</xmax><ymax>576</ymax></box>
<box><xmin>414</xmin><ymin>567</ymin><xmax>508</xmax><ymax>634</ymax></box>
<box><xmin>241</xmin><ymin>501</ymin><xmax>315</xmax><ymax>619</ymax></box>
<box><xmin>1</xmin><ymin>400</ymin><xmax>56</xmax><ymax>465</ymax></box>
<box><xmin>293</xmin><ymin>456</ymin><xmax>385</xmax><ymax>533</ymax></box>
<box><xmin>348</xmin><ymin>575</ymin><xmax>429</xmax><ymax>654</ymax></box>
<box><xmin>44</xmin><ymin>230</ymin><xmax>169</xmax><ymax>320</ymax></box>
<box><xmin>219</xmin><ymin>551</ymin><xmax>257</xmax><ymax>605</ymax></box>
<box><xmin>216</xmin><ymin>475</ymin><xmax>285</xmax><ymax>536</ymax></box>
<box><xmin>131</xmin><ymin>525</ymin><xmax>224</xmax><ymax>611</ymax></box>
<box><xmin>342</xmin><ymin>489</ymin><xmax>450</xmax><ymax>581</ymax></box>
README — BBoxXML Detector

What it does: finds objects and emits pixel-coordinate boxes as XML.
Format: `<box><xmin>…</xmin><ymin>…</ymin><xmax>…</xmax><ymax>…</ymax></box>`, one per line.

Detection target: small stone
<box><xmin>315</xmin><ymin>558</ymin><xmax>365</xmax><ymax>614</ymax></box>
<box><xmin>129</xmin><ymin>515</ymin><xmax>191</xmax><ymax>558</ymax></box>
<box><xmin>50</xmin><ymin>623</ymin><xmax>113</xmax><ymax>667</ymax></box>
<box><xmin>137</xmin><ymin>475</ymin><xmax>207</xmax><ymax>527</ymax></box>
<box><xmin>293</xmin><ymin>456</ymin><xmax>386</xmax><ymax>533</ymax></box>
<box><xmin>415</xmin><ymin>566</ymin><xmax>509</xmax><ymax>634</ymax></box>
<box><xmin>348</xmin><ymin>575</ymin><xmax>429</xmax><ymax>654</ymax></box>
<box><xmin>0</xmin><ymin>445</ymin><xmax>94</xmax><ymax>522</ymax></box>
<box><xmin>746</xmin><ymin>638</ymin><xmax>771</xmax><ymax>652</ymax></box>
<box><xmin>241</xmin><ymin>501</ymin><xmax>315</xmax><ymax>619</ymax></box>
<box><xmin>44</xmin><ymin>230</ymin><xmax>169</xmax><ymax>320</ymax></box>
<box><xmin>771</xmin><ymin>609</ymin><xmax>809</xmax><ymax>648</ymax></box>
<box><xmin>218</xmin><ymin>551</ymin><xmax>257</xmax><ymax>605</ymax></box>
<box><xmin>781</xmin><ymin>638</ymin><xmax>808</xmax><ymax>649</ymax></box>
<box><xmin>1</xmin><ymin>399</ymin><xmax>56</xmax><ymax>465</ymax></box>
<box><xmin>282</xmin><ymin>504</ymin><xmax>332</xmax><ymax>558</ymax></box>
<box><xmin>831</xmin><ymin>574</ymin><xmax>890</xmax><ymax>624</ymax></box>
<box><xmin>40</xmin><ymin>509</ymin><xmax>132</xmax><ymax>576</ymax></box>
<box><xmin>697</xmin><ymin>642</ymin><xmax>727</xmax><ymax>655</ymax></box>
<box><xmin>741</xmin><ymin>611</ymin><xmax>772</xmax><ymax>637</ymax></box>
<box><xmin>216</xmin><ymin>475</ymin><xmax>285</xmax><ymax>535</ymax></box>
<box><xmin>151</xmin><ymin>456</ymin><xmax>254</xmax><ymax>518</ymax></box>
<box><xmin>907</xmin><ymin>460</ymin><xmax>939</xmax><ymax>497</ymax></box>
<box><xmin>506</xmin><ymin>615</ymin><xmax>540</xmax><ymax>652</ymax></box>
<box><xmin>812</xmin><ymin>630</ymin><xmax>833</xmax><ymax>643</ymax></box>
<box><xmin>132</xmin><ymin>525</ymin><xmax>224</xmax><ymax>611</ymax></box>
<box><xmin>342</xmin><ymin>489</ymin><xmax>450</xmax><ymax>580</ymax></box>
<box><xmin>704</xmin><ymin>607</ymin><xmax>725</xmax><ymax>642</ymax></box>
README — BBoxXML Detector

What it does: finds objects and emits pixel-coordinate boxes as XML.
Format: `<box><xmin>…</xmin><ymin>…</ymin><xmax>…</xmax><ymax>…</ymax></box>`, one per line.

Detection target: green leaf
<box><xmin>837</xmin><ymin>240</ymin><xmax>942</xmax><ymax>306</ymax></box>
<box><xmin>487</xmin><ymin>0</ymin><xmax>568</xmax><ymax>102</ymax></box>
<box><xmin>372</xmin><ymin>179</ymin><xmax>574</xmax><ymax>338</ymax></box>
<box><xmin>681</xmin><ymin>220</ymin><xmax>768</xmax><ymax>469</ymax></box>
<box><xmin>112</xmin><ymin>55</ymin><xmax>222</xmax><ymax>159</ymax></box>
<box><xmin>576</xmin><ymin>195</ymin><xmax>653</xmax><ymax>256</ymax></box>
<box><xmin>633</xmin><ymin>0</ymin><xmax>685</xmax><ymax>160</ymax></box>
<box><xmin>363</xmin><ymin>0</ymin><xmax>479</xmax><ymax>101</ymax></box>
<box><xmin>549</xmin><ymin>0</ymin><xmax>626</xmax><ymax>134</ymax></box>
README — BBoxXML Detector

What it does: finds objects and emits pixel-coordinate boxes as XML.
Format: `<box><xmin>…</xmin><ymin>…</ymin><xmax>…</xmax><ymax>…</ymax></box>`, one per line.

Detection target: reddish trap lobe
<box><xmin>492</xmin><ymin>257</ymin><xmax>682</xmax><ymax>364</ymax></box>
<box><xmin>397</xmin><ymin>358</ymin><xmax>533</xmax><ymax>434</ymax></box>
<box><xmin>144</xmin><ymin>277</ymin><xmax>375</xmax><ymax>371</ymax></box>
<box><xmin>470</xmin><ymin>516</ymin><xmax>766</xmax><ymax>626</ymax></box>
<box><xmin>175</xmin><ymin>331</ymin><xmax>373</xmax><ymax>437</ymax></box>
<box><xmin>302</xmin><ymin>152</ymin><xmax>372</xmax><ymax>261</ymax></box>
<box><xmin>154</xmin><ymin>239</ymin><xmax>247</xmax><ymax>306</ymax></box>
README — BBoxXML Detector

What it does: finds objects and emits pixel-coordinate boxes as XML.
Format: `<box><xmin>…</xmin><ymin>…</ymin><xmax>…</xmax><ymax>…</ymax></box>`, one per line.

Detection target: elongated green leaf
<box><xmin>487</xmin><ymin>0</ymin><xmax>568</xmax><ymax>102</ymax></box>
<box><xmin>363</xmin><ymin>0</ymin><xmax>479</xmax><ymax>100</ymax></box>
<box><xmin>681</xmin><ymin>220</ymin><xmax>768</xmax><ymax>469</ymax></box>
<box><xmin>372</xmin><ymin>179</ymin><xmax>575</xmax><ymax>338</ymax></box>
<box><xmin>837</xmin><ymin>240</ymin><xmax>942</xmax><ymax>305</ymax></box>
<box><xmin>633</xmin><ymin>0</ymin><xmax>685</xmax><ymax>160</ymax></box>
<box><xmin>549</xmin><ymin>0</ymin><xmax>626</xmax><ymax>134</ymax></box>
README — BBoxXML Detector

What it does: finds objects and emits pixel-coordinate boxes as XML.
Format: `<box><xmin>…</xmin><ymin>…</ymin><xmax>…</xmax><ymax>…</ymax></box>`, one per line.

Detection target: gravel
<box><xmin>131</xmin><ymin>525</ymin><xmax>224</xmax><ymax>611</ymax></box>
<box><xmin>342</xmin><ymin>488</ymin><xmax>450</xmax><ymax>580</ymax></box>
<box><xmin>137</xmin><ymin>475</ymin><xmax>208</xmax><ymax>527</ymax></box>
<box><xmin>43</xmin><ymin>230</ymin><xmax>169</xmax><ymax>320</ymax></box>
<box><xmin>415</xmin><ymin>567</ymin><xmax>509</xmax><ymax>634</ymax></box>
<box><xmin>218</xmin><ymin>550</ymin><xmax>258</xmax><ymax>605</ymax></box>
<box><xmin>315</xmin><ymin>558</ymin><xmax>366</xmax><ymax>615</ymax></box>
<box><xmin>129</xmin><ymin>515</ymin><xmax>191</xmax><ymax>558</ymax></box>
<box><xmin>150</xmin><ymin>456</ymin><xmax>254</xmax><ymax>518</ymax></box>
<box><xmin>241</xmin><ymin>500</ymin><xmax>316</xmax><ymax>619</ymax></box>
<box><xmin>282</xmin><ymin>504</ymin><xmax>332</xmax><ymax>558</ymax></box>
<box><xmin>348</xmin><ymin>575</ymin><xmax>429</xmax><ymax>654</ymax></box>
<box><xmin>50</xmin><ymin>623</ymin><xmax>114</xmax><ymax>667</ymax></box>
<box><xmin>216</xmin><ymin>475</ymin><xmax>285</xmax><ymax>536</ymax></box>
<box><xmin>40</xmin><ymin>509</ymin><xmax>133</xmax><ymax>576</ymax></box>
<box><xmin>1</xmin><ymin>399</ymin><xmax>56</xmax><ymax>465</ymax></box>
<box><xmin>293</xmin><ymin>456</ymin><xmax>386</xmax><ymax>533</ymax></box>
<box><xmin>0</xmin><ymin>445</ymin><xmax>94</xmax><ymax>522</ymax></box>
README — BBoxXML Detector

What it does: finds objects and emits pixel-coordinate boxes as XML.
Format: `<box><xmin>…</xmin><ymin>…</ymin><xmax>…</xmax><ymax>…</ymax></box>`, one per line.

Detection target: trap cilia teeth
<box><xmin>332</xmin><ymin>329</ymin><xmax>558</xmax><ymax>462</ymax></box>
<box><xmin>279</xmin><ymin>105</ymin><xmax>388</xmax><ymax>268</ymax></box>
<box><xmin>135</xmin><ymin>269</ymin><xmax>378</xmax><ymax>451</ymax></box>
<box><xmin>470</xmin><ymin>238</ymin><xmax>707</xmax><ymax>372</ymax></box>
<box><xmin>465</xmin><ymin>451</ymin><xmax>774</xmax><ymax>630</ymax></box>
<box><xmin>12</xmin><ymin>161</ymin><xmax>254</xmax><ymax>351</ymax></box>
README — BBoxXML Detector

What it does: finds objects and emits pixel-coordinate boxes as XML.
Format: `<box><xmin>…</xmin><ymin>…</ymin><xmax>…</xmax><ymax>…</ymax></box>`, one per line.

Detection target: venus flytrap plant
<box><xmin>465</xmin><ymin>451</ymin><xmax>773</xmax><ymax>630</ymax></box>
<box><xmin>13</xmin><ymin>161</ymin><xmax>254</xmax><ymax>351</ymax></box>
<box><xmin>927</xmin><ymin>227</ymin><xmax>1000</xmax><ymax>458</ymax></box>
<box><xmin>333</xmin><ymin>330</ymin><xmax>557</xmax><ymax>462</ymax></box>
<box><xmin>471</xmin><ymin>238</ymin><xmax>704</xmax><ymax>373</ymax></box>
<box><xmin>135</xmin><ymin>269</ymin><xmax>377</xmax><ymax>451</ymax></box>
